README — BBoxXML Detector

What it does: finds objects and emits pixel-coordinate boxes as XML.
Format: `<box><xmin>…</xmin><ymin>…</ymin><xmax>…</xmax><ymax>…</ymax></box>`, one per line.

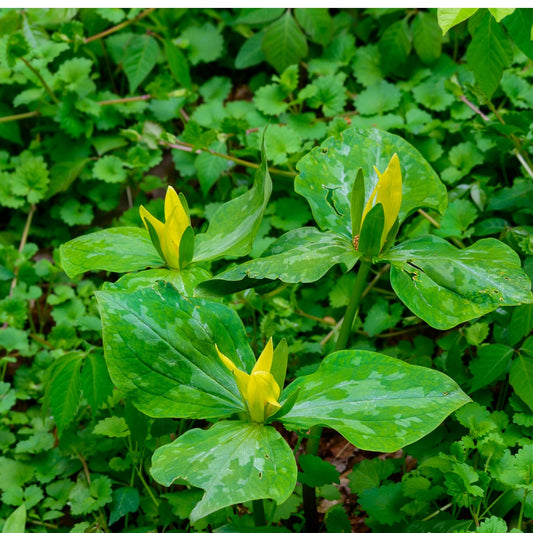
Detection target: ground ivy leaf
<box><xmin>357</xmin><ymin>483</ymin><xmax>406</xmax><ymax>525</ymax></box>
<box><xmin>384</xmin><ymin>236</ymin><xmax>533</xmax><ymax>329</ymax></box>
<box><xmin>12</xmin><ymin>153</ymin><xmax>49</xmax><ymax>204</ymax></box>
<box><xmin>96</xmin><ymin>282</ymin><xmax>254</xmax><ymax>419</ymax></box>
<box><xmin>93</xmin><ymin>155</ymin><xmax>128</xmax><ymax>183</ymax></box>
<box><xmin>352</xmin><ymin>44</ymin><xmax>383</xmax><ymax>87</ymax></box>
<box><xmin>348</xmin><ymin>457</ymin><xmax>398</xmax><ymax>493</ymax></box>
<box><xmin>306</xmin><ymin>73</ymin><xmax>347</xmax><ymax>117</ymax></box>
<box><xmin>93</xmin><ymin>416</ymin><xmax>130</xmax><ymax>438</ymax></box>
<box><xmin>281</xmin><ymin>350</ymin><xmax>470</xmax><ymax>452</ymax></box>
<box><xmin>150</xmin><ymin>420</ymin><xmax>297</xmax><ymax>522</ymax></box>
<box><xmin>182</xmin><ymin>23</ymin><xmax>223</xmax><ymax>65</ymax></box>
<box><xmin>355</xmin><ymin>80</ymin><xmax>401</xmax><ymax>116</ymax></box>
<box><xmin>413</xmin><ymin>78</ymin><xmax>455</xmax><ymax>111</ymax></box>
<box><xmin>254</xmin><ymin>83</ymin><xmax>289</xmax><ymax>116</ymax></box>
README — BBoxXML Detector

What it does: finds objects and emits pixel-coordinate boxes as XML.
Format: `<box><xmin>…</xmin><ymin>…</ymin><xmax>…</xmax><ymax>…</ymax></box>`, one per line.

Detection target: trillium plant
<box><xmin>60</xmin><ymin>127</ymin><xmax>533</xmax><ymax>531</ymax></box>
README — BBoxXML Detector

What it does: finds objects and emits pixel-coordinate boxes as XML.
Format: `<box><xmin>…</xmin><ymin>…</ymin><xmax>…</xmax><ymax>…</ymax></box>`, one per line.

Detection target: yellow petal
<box><xmin>247</xmin><ymin>371</ymin><xmax>281</xmax><ymax>423</ymax></box>
<box><xmin>139</xmin><ymin>205</ymin><xmax>165</xmax><ymax>245</ymax></box>
<box><xmin>216</xmin><ymin>345</ymin><xmax>249</xmax><ymax>399</ymax></box>
<box><xmin>252</xmin><ymin>338</ymin><xmax>274</xmax><ymax>374</ymax></box>
<box><xmin>165</xmin><ymin>186</ymin><xmax>190</xmax><ymax>237</ymax></box>
<box><xmin>373</xmin><ymin>153</ymin><xmax>402</xmax><ymax>237</ymax></box>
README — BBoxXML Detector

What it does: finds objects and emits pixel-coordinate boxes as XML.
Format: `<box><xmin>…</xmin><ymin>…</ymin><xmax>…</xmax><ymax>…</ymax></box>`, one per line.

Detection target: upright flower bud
<box><xmin>139</xmin><ymin>186</ymin><xmax>192</xmax><ymax>270</ymax></box>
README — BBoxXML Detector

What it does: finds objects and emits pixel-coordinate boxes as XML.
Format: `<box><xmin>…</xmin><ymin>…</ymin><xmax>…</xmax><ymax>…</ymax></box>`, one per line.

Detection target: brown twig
<box><xmin>84</xmin><ymin>8</ymin><xmax>156</xmax><ymax>44</ymax></box>
<box><xmin>20</xmin><ymin>57</ymin><xmax>59</xmax><ymax>104</ymax></box>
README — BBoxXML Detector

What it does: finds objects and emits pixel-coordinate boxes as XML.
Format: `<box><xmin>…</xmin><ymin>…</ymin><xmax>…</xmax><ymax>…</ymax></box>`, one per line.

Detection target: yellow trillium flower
<box><xmin>361</xmin><ymin>153</ymin><xmax>402</xmax><ymax>250</ymax></box>
<box><xmin>139</xmin><ymin>186</ymin><xmax>191</xmax><ymax>270</ymax></box>
<box><xmin>216</xmin><ymin>339</ymin><xmax>281</xmax><ymax>424</ymax></box>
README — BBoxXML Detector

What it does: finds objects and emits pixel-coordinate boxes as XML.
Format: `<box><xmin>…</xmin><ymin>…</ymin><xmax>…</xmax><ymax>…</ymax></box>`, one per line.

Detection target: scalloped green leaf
<box><xmin>280</xmin><ymin>350</ymin><xmax>470</xmax><ymax>452</ymax></box>
<box><xmin>96</xmin><ymin>282</ymin><xmax>255</xmax><ymax>419</ymax></box>
<box><xmin>59</xmin><ymin>227</ymin><xmax>164</xmax><ymax>278</ymax></box>
<box><xmin>295</xmin><ymin>128</ymin><xmax>447</xmax><ymax>239</ymax></box>
<box><xmin>196</xmin><ymin>227</ymin><xmax>359</xmax><ymax>297</ymax></box>
<box><xmin>383</xmin><ymin>236</ymin><xmax>533</xmax><ymax>330</ymax></box>
<box><xmin>151</xmin><ymin>420</ymin><xmax>297</xmax><ymax>522</ymax></box>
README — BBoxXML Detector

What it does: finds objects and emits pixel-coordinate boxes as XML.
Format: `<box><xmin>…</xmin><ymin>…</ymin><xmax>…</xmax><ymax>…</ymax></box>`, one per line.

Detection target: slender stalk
<box><xmin>517</xmin><ymin>489</ymin><xmax>528</xmax><ymax>531</ymax></box>
<box><xmin>162</xmin><ymin>140</ymin><xmax>297</xmax><ymax>178</ymax></box>
<box><xmin>99</xmin><ymin>94</ymin><xmax>152</xmax><ymax>106</ymax></box>
<box><xmin>20</xmin><ymin>57</ymin><xmax>59</xmax><ymax>104</ymax></box>
<box><xmin>84</xmin><ymin>8</ymin><xmax>156</xmax><ymax>44</ymax></box>
<box><xmin>0</xmin><ymin>110</ymin><xmax>41</xmax><ymax>124</ymax></box>
<box><xmin>252</xmin><ymin>499</ymin><xmax>266</xmax><ymax>526</ymax></box>
<box><xmin>302</xmin><ymin>259</ymin><xmax>373</xmax><ymax>533</ymax></box>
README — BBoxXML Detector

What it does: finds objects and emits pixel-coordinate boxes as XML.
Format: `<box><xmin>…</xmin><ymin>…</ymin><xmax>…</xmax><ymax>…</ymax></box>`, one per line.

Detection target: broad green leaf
<box><xmin>196</xmin><ymin>227</ymin><xmax>359</xmax><ymax>297</ymax></box>
<box><xmin>47</xmin><ymin>157</ymin><xmax>91</xmax><ymax>199</ymax></box>
<box><xmin>96</xmin><ymin>282</ymin><xmax>255</xmax><ymax>419</ymax></box>
<box><xmin>467</xmin><ymin>11</ymin><xmax>513</xmax><ymax>99</ymax></box>
<box><xmin>234</xmin><ymin>8</ymin><xmax>284</xmax><ymax>25</ymax></box>
<box><xmin>110</xmin><ymin>265</ymin><xmax>211</xmax><ymax>296</ymax></box>
<box><xmin>47</xmin><ymin>353</ymin><xmax>83</xmax><ymax>436</ymax></box>
<box><xmin>295</xmin><ymin>128</ymin><xmax>447</xmax><ymax>239</ymax></box>
<box><xmin>3</xmin><ymin>504</ymin><xmax>26</xmax><ymax>533</ymax></box>
<box><xmin>412</xmin><ymin>11</ymin><xmax>442</xmax><ymax>64</ymax></box>
<box><xmin>280</xmin><ymin>350</ymin><xmax>470</xmax><ymax>452</ymax></box>
<box><xmin>378</xmin><ymin>19</ymin><xmax>411</xmax><ymax>75</ymax></box>
<box><xmin>384</xmin><ymin>236</ymin><xmax>533</xmax><ymax>330</ymax></box>
<box><xmin>164</xmin><ymin>39</ymin><xmax>191</xmax><ymax>89</ymax></box>
<box><xmin>235</xmin><ymin>30</ymin><xmax>266</xmax><ymax>69</ymax></box>
<box><xmin>438</xmin><ymin>8</ymin><xmax>478</xmax><ymax>35</ymax></box>
<box><xmin>503</xmin><ymin>9</ymin><xmax>533</xmax><ymax>61</ymax></box>
<box><xmin>151</xmin><ymin>420</ymin><xmax>297</xmax><ymax>522</ymax></box>
<box><xmin>469</xmin><ymin>344</ymin><xmax>514</xmax><ymax>393</ymax></box>
<box><xmin>193</xmin><ymin>141</ymin><xmax>272</xmax><ymax>263</ymax></box>
<box><xmin>488</xmin><ymin>8</ymin><xmax>515</xmax><ymax>22</ymax></box>
<box><xmin>194</xmin><ymin>141</ymin><xmax>230</xmax><ymax>195</ymax></box>
<box><xmin>262</xmin><ymin>11</ymin><xmax>308</xmax><ymax>73</ymax></box>
<box><xmin>510</xmin><ymin>354</ymin><xmax>533</xmax><ymax>411</ymax></box>
<box><xmin>358</xmin><ymin>484</ymin><xmax>405</xmax><ymax>525</ymax></box>
<box><xmin>60</xmin><ymin>227</ymin><xmax>164</xmax><ymax>278</ymax></box>
<box><xmin>123</xmin><ymin>34</ymin><xmax>159</xmax><ymax>92</ymax></box>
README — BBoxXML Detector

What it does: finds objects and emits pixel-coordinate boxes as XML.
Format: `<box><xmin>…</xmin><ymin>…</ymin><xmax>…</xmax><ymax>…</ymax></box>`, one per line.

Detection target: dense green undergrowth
<box><xmin>1</xmin><ymin>7</ymin><xmax>533</xmax><ymax>533</ymax></box>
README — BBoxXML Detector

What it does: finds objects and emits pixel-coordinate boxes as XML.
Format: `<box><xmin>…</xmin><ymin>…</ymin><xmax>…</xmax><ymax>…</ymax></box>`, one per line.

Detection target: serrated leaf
<box><xmin>280</xmin><ymin>350</ymin><xmax>470</xmax><ymax>452</ymax></box>
<box><xmin>93</xmin><ymin>155</ymin><xmax>127</xmax><ymax>183</ymax></box>
<box><xmin>47</xmin><ymin>354</ymin><xmax>83</xmax><ymax>436</ymax></box>
<box><xmin>93</xmin><ymin>416</ymin><xmax>130</xmax><ymax>438</ymax></box>
<box><xmin>254</xmin><ymin>83</ymin><xmax>289</xmax><ymax>116</ymax></box>
<box><xmin>385</xmin><ymin>236</ymin><xmax>533</xmax><ymax>330</ymax></box>
<box><xmin>352</xmin><ymin>44</ymin><xmax>383</xmax><ymax>87</ymax></box>
<box><xmin>413</xmin><ymin>78</ymin><xmax>455</xmax><ymax>112</ymax></box>
<box><xmin>438</xmin><ymin>8</ymin><xmax>478</xmax><ymax>34</ymax></box>
<box><xmin>348</xmin><ymin>457</ymin><xmax>397</xmax><ymax>493</ymax></box>
<box><xmin>298</xmin><ymin>455</ymin><xmax>339</xmax><ymax>487</ymax></box>
<box><xmin>306</xmin><ymin>73</ymin><xmax>347</xmax><ymax>117</ymax></box>
<box><xmin>123</xmin><ymin>34</ymin><xmax>159</xmax><ymax>92</ymax></box>
<box><xmin>96</xmin><ymin>283</ymin><xmax>255</xmax><ymax>419</ymax></box>
<box><xmin>164</xmin><ymin>39</ymin><xmax>191</xmax><ymax>89</ymax></box>
<box><xmin>60</xmin><ymin>227</ymin><xmax>164</xmax><ymax>278</ymax></box>
<box><xmin>58</xmin><ymin>198</ymin><xmax>94</xmax><ymax>226</ymax></box>
<box><xmin>358</xmin><ymin>484</ymin><xmax>406</xmax><ymax>525</ymax></box>
<box><xmin>151</xmin><ymin>420</ymin><xmax>297</xmax><ymax>522</ymax></box>
<box><xmin>295</xmin><ymin>128</ymin><xmax>447</xmax><ymax>239</ymax></box>
<box><xmin>194</xmin><ymin>142</ymin><xmax>230</xmax><ymax>195</ymax></box>
<box><xmin>294</xmin><ymin>8</ymin><xmax>333</xmax><ymax>46</ymax></box>
<box><xmin>262</xmin><ymin>11</ymin><xmax>308</xmax><ymax>73</ymax></box>
<box><xmin>355</xmin><ymin>80</ymin><xmax>401</xmax><ymax>116</ymax></box>
<box><xmin>182</xmin><ymin>23</ymin><xmax>223</xmax><ymax>65</ymax></box>
<box><xmin>12</xmin><ymin>154</ymin><xmax>49</xmax><ymax>204</ymax></box>
<box><xmin>81</xmin><ymin>352</ymin><xmax>113</xmax><ymax>412</ymax></box>
<box><xmin>467</xmin><ymin>10</ymin><xmax>513</xmax><ymax>99</ymax></box>
<box><xmin>412</xmin><ymin>11</ymin><xmax>442</xmax><ymax>64</ymax></box>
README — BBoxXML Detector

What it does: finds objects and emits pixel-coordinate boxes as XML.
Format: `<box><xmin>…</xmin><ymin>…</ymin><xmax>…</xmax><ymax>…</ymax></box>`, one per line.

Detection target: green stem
<box><xmin>0</xmin><ymin>110</ymin><xmax>41</xmax><ymax>124</ymax></box>
<box><xmin>302</xmin><ymin>259</ymin><xmax>373</xmax><ymax>533</ymax></box>
<box><xmin>517</xmin><ymin>489</ymin><xmax>528</xmax><ymax>530</ymax></box>
<box><xmin>334</xmin><ymin>259</ymin><xmax>373</xmax><ymax>352</ymax></box>
<box><xmin>20</xmin><ymin>57</ymin><xmax>59</xmax><ymax>104</ymax></box>
<box><xmin>252</xmin><ymin>499</ymin><xmax>266</xmax><ymax>526</ymax></box>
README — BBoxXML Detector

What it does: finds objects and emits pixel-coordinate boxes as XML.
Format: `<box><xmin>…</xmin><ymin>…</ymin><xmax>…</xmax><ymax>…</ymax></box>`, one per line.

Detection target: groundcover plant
<box><xmin>1</xmin><ymin>7</ymin><xmax>533</xmax><ymax>533</ymax></box>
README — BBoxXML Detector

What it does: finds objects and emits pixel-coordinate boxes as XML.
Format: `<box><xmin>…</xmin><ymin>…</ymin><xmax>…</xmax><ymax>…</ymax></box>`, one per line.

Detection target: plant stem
<box><xmin>302</xmin><ymin>259</ymin><xmax>373</xmax><ymax>533</ymax></box>
<box><xmin>20</xmin><ymin>57</ymin><xmax>59</xmax><ymax>104</ymax></box>
<box><xmin>252</xmin><ymin>499</ymin><xmax>266</xmax><ymax>526</ymax></box>
<box><xmin>84</xmin><ymin>8</ymin><xmax>156</xmax><ymax>44</ymax></box>
<box><xmin>0</xmin><ymin>110</ymin><xmax>41</xmax><ymax>124</ymax></box>
<box><xmin>162</xmin><ymin>140</ymin><xmax>297</xmax><ymax>178</ymax></box>
<box><xmin>98</xmin><ymin>94</ymin><xmax>152</xmax><ymax>106</ymax></box>
<box><xmin>334</xmin><ymin>259</ymin><xmax>373</xmax><ymax>352</ymax></box>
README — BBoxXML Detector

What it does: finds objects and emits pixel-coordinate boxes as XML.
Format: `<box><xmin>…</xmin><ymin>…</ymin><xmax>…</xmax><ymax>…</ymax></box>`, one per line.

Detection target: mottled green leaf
<box><xmin>384</xmin><ymin>236</ymin><xmax>533</xmax><ymax>330</ymax></box>
<box><xmin>123</xmin><ymin>34</ymin><xmax>159</xmax><ymax>92</ymax></box>
<box><xmin>96</xmin><ymin>283</ymin><xmax>255</xmax><ymax>419</ymax></box>
<box><xmin>196</xmin><ymin>227</ymin><xmax>359</xmax><ymax>296</ymax></box>
<box><xmin>438</xmin><ymin>8</ymin><xmax>478</xmax><ymax>34</ymax></box>
<box><xmin>280</xmin><ymin>350</ymin><xmax>470</xmax><ymax>452</ymax></box>
<box><xmin>60</xmin><ymin>227</ymin><xmax>164</xmax><ymax>278</ymax></box>
<box><xmin>295</xmin><ymin>128</ymin><xmax>447</xmax><ymax>239</ymax></box>
<box><xmin>193</xmin><ymin>141</ymin><xmax>271</xmax><ymax>262</ymax></box>
<box><xmin>262</xmin><ymin>11</ymin><xmax>308</xmax><ymax>73</ymax></box>
<box><xmin>151</xmin><ymin>420</ymin><xmax>297</xmax><ymax>521</ymax></box>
